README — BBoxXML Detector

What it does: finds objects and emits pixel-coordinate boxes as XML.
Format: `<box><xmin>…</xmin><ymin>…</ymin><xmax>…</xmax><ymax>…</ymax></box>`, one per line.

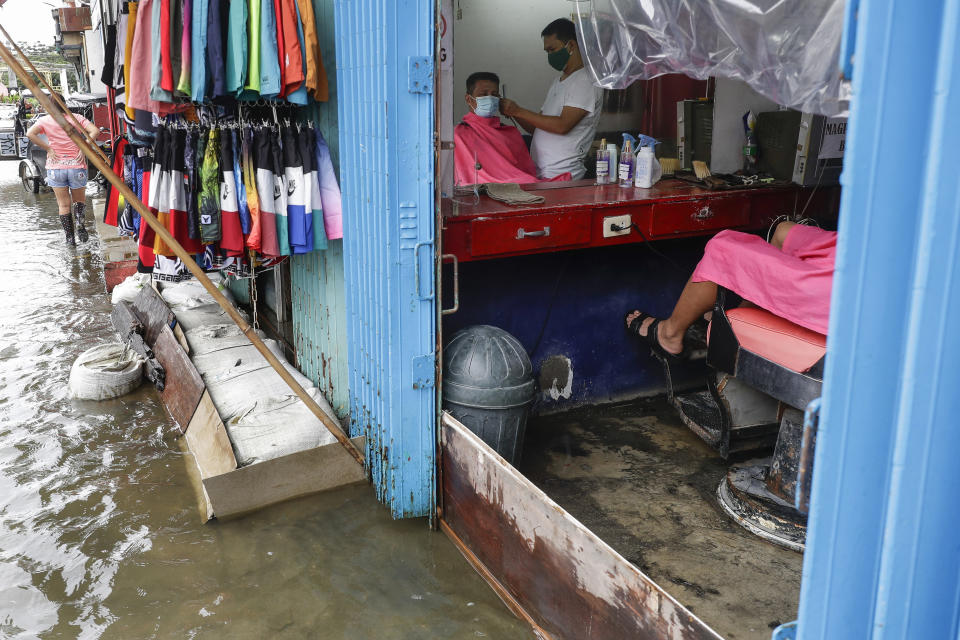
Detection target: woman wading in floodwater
<box><xmin>26</xmin><ymin>94</ymin><xmax>100</xmax><ymax>247</ymax></box>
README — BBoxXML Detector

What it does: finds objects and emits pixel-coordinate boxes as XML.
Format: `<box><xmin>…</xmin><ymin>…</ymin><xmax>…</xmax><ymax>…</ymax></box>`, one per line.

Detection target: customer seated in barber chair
<box><xmin>625</xmin><ymin>221</ymin><xmax>836</xmax><ymax>358</ymax></box>
<box><xmin>454</xmin><ymin>71</ymin><xmax>570</xmax><ymax>186</ymax></box>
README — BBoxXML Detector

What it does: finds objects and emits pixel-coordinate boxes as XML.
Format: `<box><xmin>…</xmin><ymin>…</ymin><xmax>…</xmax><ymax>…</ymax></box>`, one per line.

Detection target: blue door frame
<box><xmin>333</xmin><ymin>0</ymin><xmax>436</xmax><ymax>519</ymax></box>
<box><xmin>796</xmin><ymin>0</ymin><xmax>960</xmax><ymax>638</ymax></box>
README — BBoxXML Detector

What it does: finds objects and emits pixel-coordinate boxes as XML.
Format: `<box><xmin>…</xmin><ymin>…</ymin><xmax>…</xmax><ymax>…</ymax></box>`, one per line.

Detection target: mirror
<box><xmin>440</xmin><ymin>0</ymin><xmax>713</xmax><ymax>195</ymax></box>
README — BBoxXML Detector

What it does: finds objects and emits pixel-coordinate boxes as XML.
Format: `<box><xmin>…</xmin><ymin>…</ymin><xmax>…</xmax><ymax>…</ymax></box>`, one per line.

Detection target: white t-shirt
<box><xmin>530</xmin><ymin>68</ymin><xmax>604</xmax><ymax>180</ymax></box>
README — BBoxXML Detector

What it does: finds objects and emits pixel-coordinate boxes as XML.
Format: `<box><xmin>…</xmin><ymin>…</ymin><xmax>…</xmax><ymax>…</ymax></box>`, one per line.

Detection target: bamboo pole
<box><xmin>0</xmin><ymin>38</ymin><xmax>367</xmax><ymax>469</ymax></box>
<box><xmin>0</xmin><ymin>22</ymin><xmax>108</xmax><ymax>164</ymax></box>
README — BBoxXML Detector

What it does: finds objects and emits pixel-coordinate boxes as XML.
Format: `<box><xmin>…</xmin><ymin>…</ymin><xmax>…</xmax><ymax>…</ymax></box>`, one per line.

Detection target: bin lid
<box><xmin>444</xmin><ymin>325</ymin><xmax>534</xmax><ymax>392</ymax></box>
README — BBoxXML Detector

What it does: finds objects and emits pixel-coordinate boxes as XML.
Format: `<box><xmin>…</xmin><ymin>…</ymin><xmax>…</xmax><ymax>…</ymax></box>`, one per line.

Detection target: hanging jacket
<box><xmin>103</xmin><ymin>136</ymin><xmax>128</xmax><ymax>227</ymax></box>
<box><xmin>281</xmin><ymin>125</ymin><xmax>308</xmax><ymax>253</ymax></box>
<box><xmin>253</xmin><ymin>127</ymin><xmax>280</xmax><ymax>256</ymax></box>
<box><xmin>169</xmin><ymin>0</ymin><xmax>183</xmax><ymax>93</ymax></box>
<box><xmin>277</xmin><ymin>0</ymin><xmax>304</xmax><ymax>98</ymax></box>
<box><xmin>314</xmin><ymin>128</ymin><xmax>342</xmax><ymax>239</ymax></box>
<box><xmin>225</xmin><ymin>0</ymin><xmax>248</xmax><ymax>95</ymax></box>
<box><xmin>219</xmin><ymin>129</ymin><xmax>244</xmax><ymax>254</ymax></box>
<box><xmin>149</xmin><ymin>126</ymin><xmax>173</xmax><ymax>256</ymax></box>
<box><xmin>258</xmin><ymin>0</ymin><xmax>282</xmax><ymax>97</ymax></box>
<box><xmin>294</xmin><ymin>0</ymin><xmax>328</xmax><ymax>101</ymax></box>
<box><xmin>198</xmin><ymin>128</ymin><xmax>222</xmax><ymax>244</ymax></box>
<box><xmin>242</xmin><ymin>0</ymin><xmax>261</xmax><ymax>98</ymax></box>
<box><xmin>190</xmin><ymin>0</ymin><xmax>209</xmax><ymax>102</ymax></box>
<box><xmin>242</xmin><ymin>127</ymin><xmax>262</xmax><ymax>251</ymax></box>
<box><xmin>285</xmin><ymin>0</ymin><xmax>308</xmax><ymax>105</ymax></box>
<box><xmin>301</xmin><ymin>126</ymin><xmax>326</xmax><ymax>251</ymax></box>
<box><xmin>272</xmin><ymin>0</ymin><xmax>286</xmax><ymax>96</ymax></box>
<box><xmin>138</xmin><ymin>151</ymin><xmax>157</xmax><ymax>268</ymax></box>
<box><xmin>206</xmin><ymin>0</ymin><xmax>229</xmax><ymax>98</ymax></box>
<box><xmin>269</xmin><ymin>129</ymin><xmax>290</xmax><ymax>255</ymax></box>
<box><xmin>123</xmin><ymin>1</ymin><xmax>137</xmax><ymax>118</ymax></box>
<box><xmin>176</xmin><ymin>0</ymin><xmax>192</xmax><ymax>96</ymax></box>
<box><xmin>165</xmin><ymin>128</ymin><xmax>203</xmax><ymax>255</ymax></box>
<box><xmin>231</xmin><ymin>128</ymin><xmax>251</xmax><ymax>234</ymax></box>
<box><xmin>184</xmin><ymin>127</ymin><xmax>201</xmax><ymax>239</ymax></box>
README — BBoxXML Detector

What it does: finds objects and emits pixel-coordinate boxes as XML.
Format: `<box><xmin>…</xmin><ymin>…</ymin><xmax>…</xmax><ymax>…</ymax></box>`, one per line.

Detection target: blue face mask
<box><xmin>474</xmin><ymin>95</ymin><xmax>500</xmax><ymax>118</ymax></box>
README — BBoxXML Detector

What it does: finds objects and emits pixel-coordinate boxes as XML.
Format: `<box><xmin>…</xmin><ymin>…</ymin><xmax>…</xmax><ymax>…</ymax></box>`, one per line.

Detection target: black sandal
<box><xmin>625</xmin><ymin>310</ymin><xmax>686</xmax><ymax>360</ymax></box>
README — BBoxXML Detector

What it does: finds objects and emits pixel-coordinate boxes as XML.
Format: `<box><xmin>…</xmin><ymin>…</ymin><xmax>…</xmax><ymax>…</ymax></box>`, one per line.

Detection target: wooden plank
<box><xmin>202</xmin><ymin>436</ymin><xmax>367</xmax><ymax>519</ymax></box>
<box><xmin>439</xmin><ymin>413</ymin><xmax>723</xmax><ymax>640</ymax></box>
<box><xmin>183</xmin><ymin>390</ymin><xmax>238</xmax><ymax>479</ymax></box>
<box><xmin>130</xmin><ymin>285</ymin><xmax>176</xmax><ymax>346</ymax></box>
<box><xmin>153</xmin><ymin>325</ymin><xmax>204</xmax><ymax>432</ymax></box>
<box><xmin>177</xmin><ymin>435</ymin><xmax>215</xmax><ymax>522</ymax></box>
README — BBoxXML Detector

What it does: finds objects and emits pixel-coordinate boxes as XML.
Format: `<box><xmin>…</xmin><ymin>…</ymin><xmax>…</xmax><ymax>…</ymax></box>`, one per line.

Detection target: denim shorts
<box><xmin>46</xmin><ymin>168</ymin><xmax>88</xmax><ymax>189</ymax></box>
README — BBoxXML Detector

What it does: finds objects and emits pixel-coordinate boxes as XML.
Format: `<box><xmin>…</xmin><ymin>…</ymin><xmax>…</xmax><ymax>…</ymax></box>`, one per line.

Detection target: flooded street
<box><xmin>0</xmin><ymin>163</ymin><xmax>528</xmax><ymax>639</ymax></box>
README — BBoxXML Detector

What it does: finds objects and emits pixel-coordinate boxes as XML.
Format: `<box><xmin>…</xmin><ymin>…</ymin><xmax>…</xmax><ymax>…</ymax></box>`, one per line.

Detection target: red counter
<box><xmin>441</xmin><ymin>179</ymin><xmax>840</xmax><ymax>262</ymax></box>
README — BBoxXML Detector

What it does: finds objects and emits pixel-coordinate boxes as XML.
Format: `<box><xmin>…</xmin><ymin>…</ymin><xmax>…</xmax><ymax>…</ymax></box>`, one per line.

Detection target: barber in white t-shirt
<box><xmin>500</xmin><ymin>18</ymin><xmax>604</xmax><ymax>181</ymax></box>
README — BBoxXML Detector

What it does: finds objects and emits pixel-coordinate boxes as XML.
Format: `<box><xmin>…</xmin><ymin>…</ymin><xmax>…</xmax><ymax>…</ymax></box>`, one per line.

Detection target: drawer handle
<box><xmin>516</xmin><ymin>226</ymin><xmax>551</xmax><ymax>239</ymax></box>
<box><xmin>692</xmin><ymin>206</ymin><xmax>714</xmax><ymax>221</ymax></box>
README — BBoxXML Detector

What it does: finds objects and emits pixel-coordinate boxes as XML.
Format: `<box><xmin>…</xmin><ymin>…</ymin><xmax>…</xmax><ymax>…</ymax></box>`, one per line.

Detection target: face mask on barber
<box><xmin>548</xmin><ymin>43</ymin><xmax>571</xmax><ymax>71</ymax></box>
<box><xmin>474</xmin><ymin>95</ymin><xmax>500</xmax><ymax>118</ymax></box>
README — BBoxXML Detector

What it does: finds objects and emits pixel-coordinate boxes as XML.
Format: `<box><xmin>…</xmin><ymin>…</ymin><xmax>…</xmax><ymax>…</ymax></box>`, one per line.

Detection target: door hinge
<box><xmin>412</xmin><ymin>354</ymin><xmax>435</xmax><ymax>389</ymax></box>
<box><xmin>408</xmin><ymin>56</ymin><xmax>434</xmax><ymax>94</ymax></box>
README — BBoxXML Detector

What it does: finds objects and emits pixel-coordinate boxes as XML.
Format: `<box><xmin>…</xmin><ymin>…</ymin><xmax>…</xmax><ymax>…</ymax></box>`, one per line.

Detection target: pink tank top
<box><xmin>36</xmin><ymin>114</ymin><xmax>92</xmax><ymax>170</ymax></box>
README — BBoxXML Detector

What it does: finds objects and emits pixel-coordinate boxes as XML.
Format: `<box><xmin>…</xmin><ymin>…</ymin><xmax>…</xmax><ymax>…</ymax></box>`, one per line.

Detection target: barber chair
<box><xmin>658</xmin><ymin>288</ymin><xmax>825</xmax><ymax>551</ymax></box>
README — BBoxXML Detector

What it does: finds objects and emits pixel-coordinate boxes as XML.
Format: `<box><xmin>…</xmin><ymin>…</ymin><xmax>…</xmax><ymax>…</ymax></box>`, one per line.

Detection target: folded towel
<box><xmin>482</xmin><ymin>182</ymin><xmax>545</xmax><ymax>205</ymax></box>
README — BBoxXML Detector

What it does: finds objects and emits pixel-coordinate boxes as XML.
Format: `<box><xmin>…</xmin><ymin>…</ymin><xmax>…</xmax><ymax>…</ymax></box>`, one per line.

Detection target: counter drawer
<box><xmin>649</xmin><ymin>196</ymin><xmax>750</xmax><ymax>238</ymax></box>
<box><xmin>470</xmin><ymin>211</ymin><xmax>591</xmax><ymax>257</ymax></box>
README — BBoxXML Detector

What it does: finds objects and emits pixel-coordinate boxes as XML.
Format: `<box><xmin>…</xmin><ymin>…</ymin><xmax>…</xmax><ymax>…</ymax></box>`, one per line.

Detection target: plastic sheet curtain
<box><xmin>572</xmin><ymin>0</ymin><xmax>850</xmax><ymax>116</ymax></box>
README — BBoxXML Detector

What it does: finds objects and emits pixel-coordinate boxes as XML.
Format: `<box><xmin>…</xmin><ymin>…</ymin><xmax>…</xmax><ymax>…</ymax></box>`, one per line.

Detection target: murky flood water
<box><xmin>0</xmin><ymin>163</ymin><xmax>528</xmax><ymax>639</ymax></box>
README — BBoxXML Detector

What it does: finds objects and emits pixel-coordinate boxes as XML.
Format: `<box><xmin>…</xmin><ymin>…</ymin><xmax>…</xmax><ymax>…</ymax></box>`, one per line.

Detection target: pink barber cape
<box><xmin>454</xmin><ymin>112</ymin><xmax>570</xmax><ymax>185</ymax></box>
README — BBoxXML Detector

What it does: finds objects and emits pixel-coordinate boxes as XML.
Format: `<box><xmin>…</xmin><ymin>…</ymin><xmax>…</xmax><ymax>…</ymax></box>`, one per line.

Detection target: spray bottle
<box><xmin>595</xmin><ymin>137</ymin><xmax>610</xmax><ymax>184</ymax></box>
<box><xmin>618</xmin><ymin>133</ymin><xmax>637</xmax><ymax>187</ymax></box>
<box><xmin>633</xmin><ymin>134</ymin><xmax>663</xmax><ymax>188</ymax></box>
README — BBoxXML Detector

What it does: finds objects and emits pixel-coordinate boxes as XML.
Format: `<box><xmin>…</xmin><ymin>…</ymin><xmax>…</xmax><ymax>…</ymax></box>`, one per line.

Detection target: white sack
<box><xmin>161</xmin><ymin>279</ymin><xmax>235</xmax><ymax>310</ymax></box>
<box><xmin>69</xmin><ymin>343</ymin><xmax>144</xmax><ymax>400</ymax></box>
<box><xmin>111</xmin><ymin>273</ymin><xmax>151</xmax><ymax>305</ymax></box>
<box><xmin>172</xmin><ymin>303</ymin><xmax>249</xmax><ymax>332</ymax></box>
<box><xmin>183</xmin><ymin>324</ymin><xmax>267</xmax><ymax>356</ymax></box>
<box><xmin>225</xmin><ymin>389</ymin><xmax>339</xmax><ymax>465</ymax></box>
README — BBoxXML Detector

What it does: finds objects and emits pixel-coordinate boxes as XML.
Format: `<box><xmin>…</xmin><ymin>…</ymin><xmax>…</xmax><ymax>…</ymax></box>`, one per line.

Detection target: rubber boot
<box><xmin>59</xmin><ymin>213</ymin><xmax>75</xmax><ymax>247</ymax></box>
<box><xmin>72</xmin><ymin>201</ymin><xmax>89</xmax><ymax>243</ymax></box>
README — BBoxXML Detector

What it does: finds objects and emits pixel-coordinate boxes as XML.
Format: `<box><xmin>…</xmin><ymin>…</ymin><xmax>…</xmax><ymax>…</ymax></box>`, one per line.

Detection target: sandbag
<box><xmin>161</xmin><ymin>279</ymin><xmax>235</xmax><ymax>310</ymax></box>
<box><xmin>111</xmin><ymin>273</ymin><xmax>151</xmax><ymax>305</ymax></box>
<box><xmin>182</xmin><ymin>324</ymin><xmax>267</xmax><ymax>356</ymax></box>
<box><xmin>171</xmin><ymin>303</ymin><xmax>250</xmax><ymax>332</ymax></box>
<box><xmin>225</xmin><ymin>389</ymin><xmax>339</xmax><ymax>465</ymax></box>
<box><xmin>204</xmin><ymin>356</ymin><xmax>317</xmax><ymax>422</ymax></box>
<box><xmin>68</xmin><ymin>343</ymin><xmax>145</xmax><ymax>400</ymax></box>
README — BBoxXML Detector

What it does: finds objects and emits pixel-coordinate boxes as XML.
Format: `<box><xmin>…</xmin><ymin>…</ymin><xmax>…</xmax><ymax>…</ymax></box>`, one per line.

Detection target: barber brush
<box><xmin>692</xmin><ymin>160</ymin><xmax>712</xmax><ymax>180</ymax></box>
<box><xmin>659</xmin><ymin>158</ymin><xmax>680</xmax><ymax>176</ymax></box>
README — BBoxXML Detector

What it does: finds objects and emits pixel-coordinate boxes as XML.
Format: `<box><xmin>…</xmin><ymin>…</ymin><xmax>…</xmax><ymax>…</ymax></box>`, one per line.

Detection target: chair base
<box><xmin>717</xmin><ymin>459</ymin><xmax>807</xmax><ymax>553</ymax></box>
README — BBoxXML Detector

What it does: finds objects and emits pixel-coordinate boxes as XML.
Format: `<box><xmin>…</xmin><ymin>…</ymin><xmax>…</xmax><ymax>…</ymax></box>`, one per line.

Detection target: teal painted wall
<box><xmin>289</xmin><ymin>0</ymin><xmax>349</xmax><ymax>420</ymax></box>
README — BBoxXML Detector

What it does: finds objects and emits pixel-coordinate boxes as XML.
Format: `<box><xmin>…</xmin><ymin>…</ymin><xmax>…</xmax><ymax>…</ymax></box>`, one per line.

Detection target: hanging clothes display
<box><xmin>103</xmin><ymin>0</ymin><xmax>341</xmax><ymax>282</ymax></box>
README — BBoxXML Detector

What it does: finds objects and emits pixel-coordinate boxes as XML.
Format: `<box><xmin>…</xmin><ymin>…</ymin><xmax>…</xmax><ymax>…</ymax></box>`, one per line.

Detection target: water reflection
<box><xmin>0</xmin><ymin>164</ymin><xmax>527</xmax><ymax>639</ymax></box>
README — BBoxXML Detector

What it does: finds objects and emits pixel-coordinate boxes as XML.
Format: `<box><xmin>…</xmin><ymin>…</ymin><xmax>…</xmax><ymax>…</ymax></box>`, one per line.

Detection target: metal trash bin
<box><xmin>443</xmin><ymin>325</ymin><xmax>536</xmax><ymax>465</ymax></box>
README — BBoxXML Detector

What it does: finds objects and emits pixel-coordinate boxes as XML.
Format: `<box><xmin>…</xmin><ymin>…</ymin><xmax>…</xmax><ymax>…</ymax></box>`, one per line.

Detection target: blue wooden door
<box><xmin>333</xmin><ymin>0</ymin><xmax>436</xmax><ymax>518</ymax></box>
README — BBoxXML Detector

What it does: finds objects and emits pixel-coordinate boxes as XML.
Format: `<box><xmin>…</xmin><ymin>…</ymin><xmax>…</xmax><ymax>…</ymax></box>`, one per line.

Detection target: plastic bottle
<box><xmin>618</xmin><ymin>133</ymin><xmax>636</xmax><ymax>187</ymax></box>
<box><xmin>742</xmin><ymin>111</ymin><xmax>758</xmax><ymax>172</ymax></box>
<box><xmin>595</xmin><ymin>137</ymin><xmax>609</xmax><ymax>185</ymax></box>
<box><xmin>634</xmin><ymin>134</ymin><xmax>662</xmax><ymax>188</ymax></box>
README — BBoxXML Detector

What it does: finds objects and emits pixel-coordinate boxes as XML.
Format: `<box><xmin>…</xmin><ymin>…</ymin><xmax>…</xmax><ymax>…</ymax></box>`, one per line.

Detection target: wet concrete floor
<box><xmin>0</xmin><ymin>164</ymin><xmax>529</xmax><ymax>638</ymax></box>
<box><xmin>521</xmin><ymin>399</ymin><xmax>803</xmax><ymax>640</ymax></box>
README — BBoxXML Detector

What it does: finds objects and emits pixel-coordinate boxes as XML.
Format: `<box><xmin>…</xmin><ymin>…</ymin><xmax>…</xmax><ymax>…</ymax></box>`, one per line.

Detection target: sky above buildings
<box><xmin>0</xmin><ymin>0</ymin><xmax>59</xmax><ymax>47</ymax></box>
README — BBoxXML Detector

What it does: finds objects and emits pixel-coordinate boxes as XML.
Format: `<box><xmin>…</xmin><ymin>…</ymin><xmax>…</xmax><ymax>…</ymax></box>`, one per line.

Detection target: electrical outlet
<box><xmin>603</xmin><ymin>214</ymin><xmax>632</xmax><ymax>238</ymax></box>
